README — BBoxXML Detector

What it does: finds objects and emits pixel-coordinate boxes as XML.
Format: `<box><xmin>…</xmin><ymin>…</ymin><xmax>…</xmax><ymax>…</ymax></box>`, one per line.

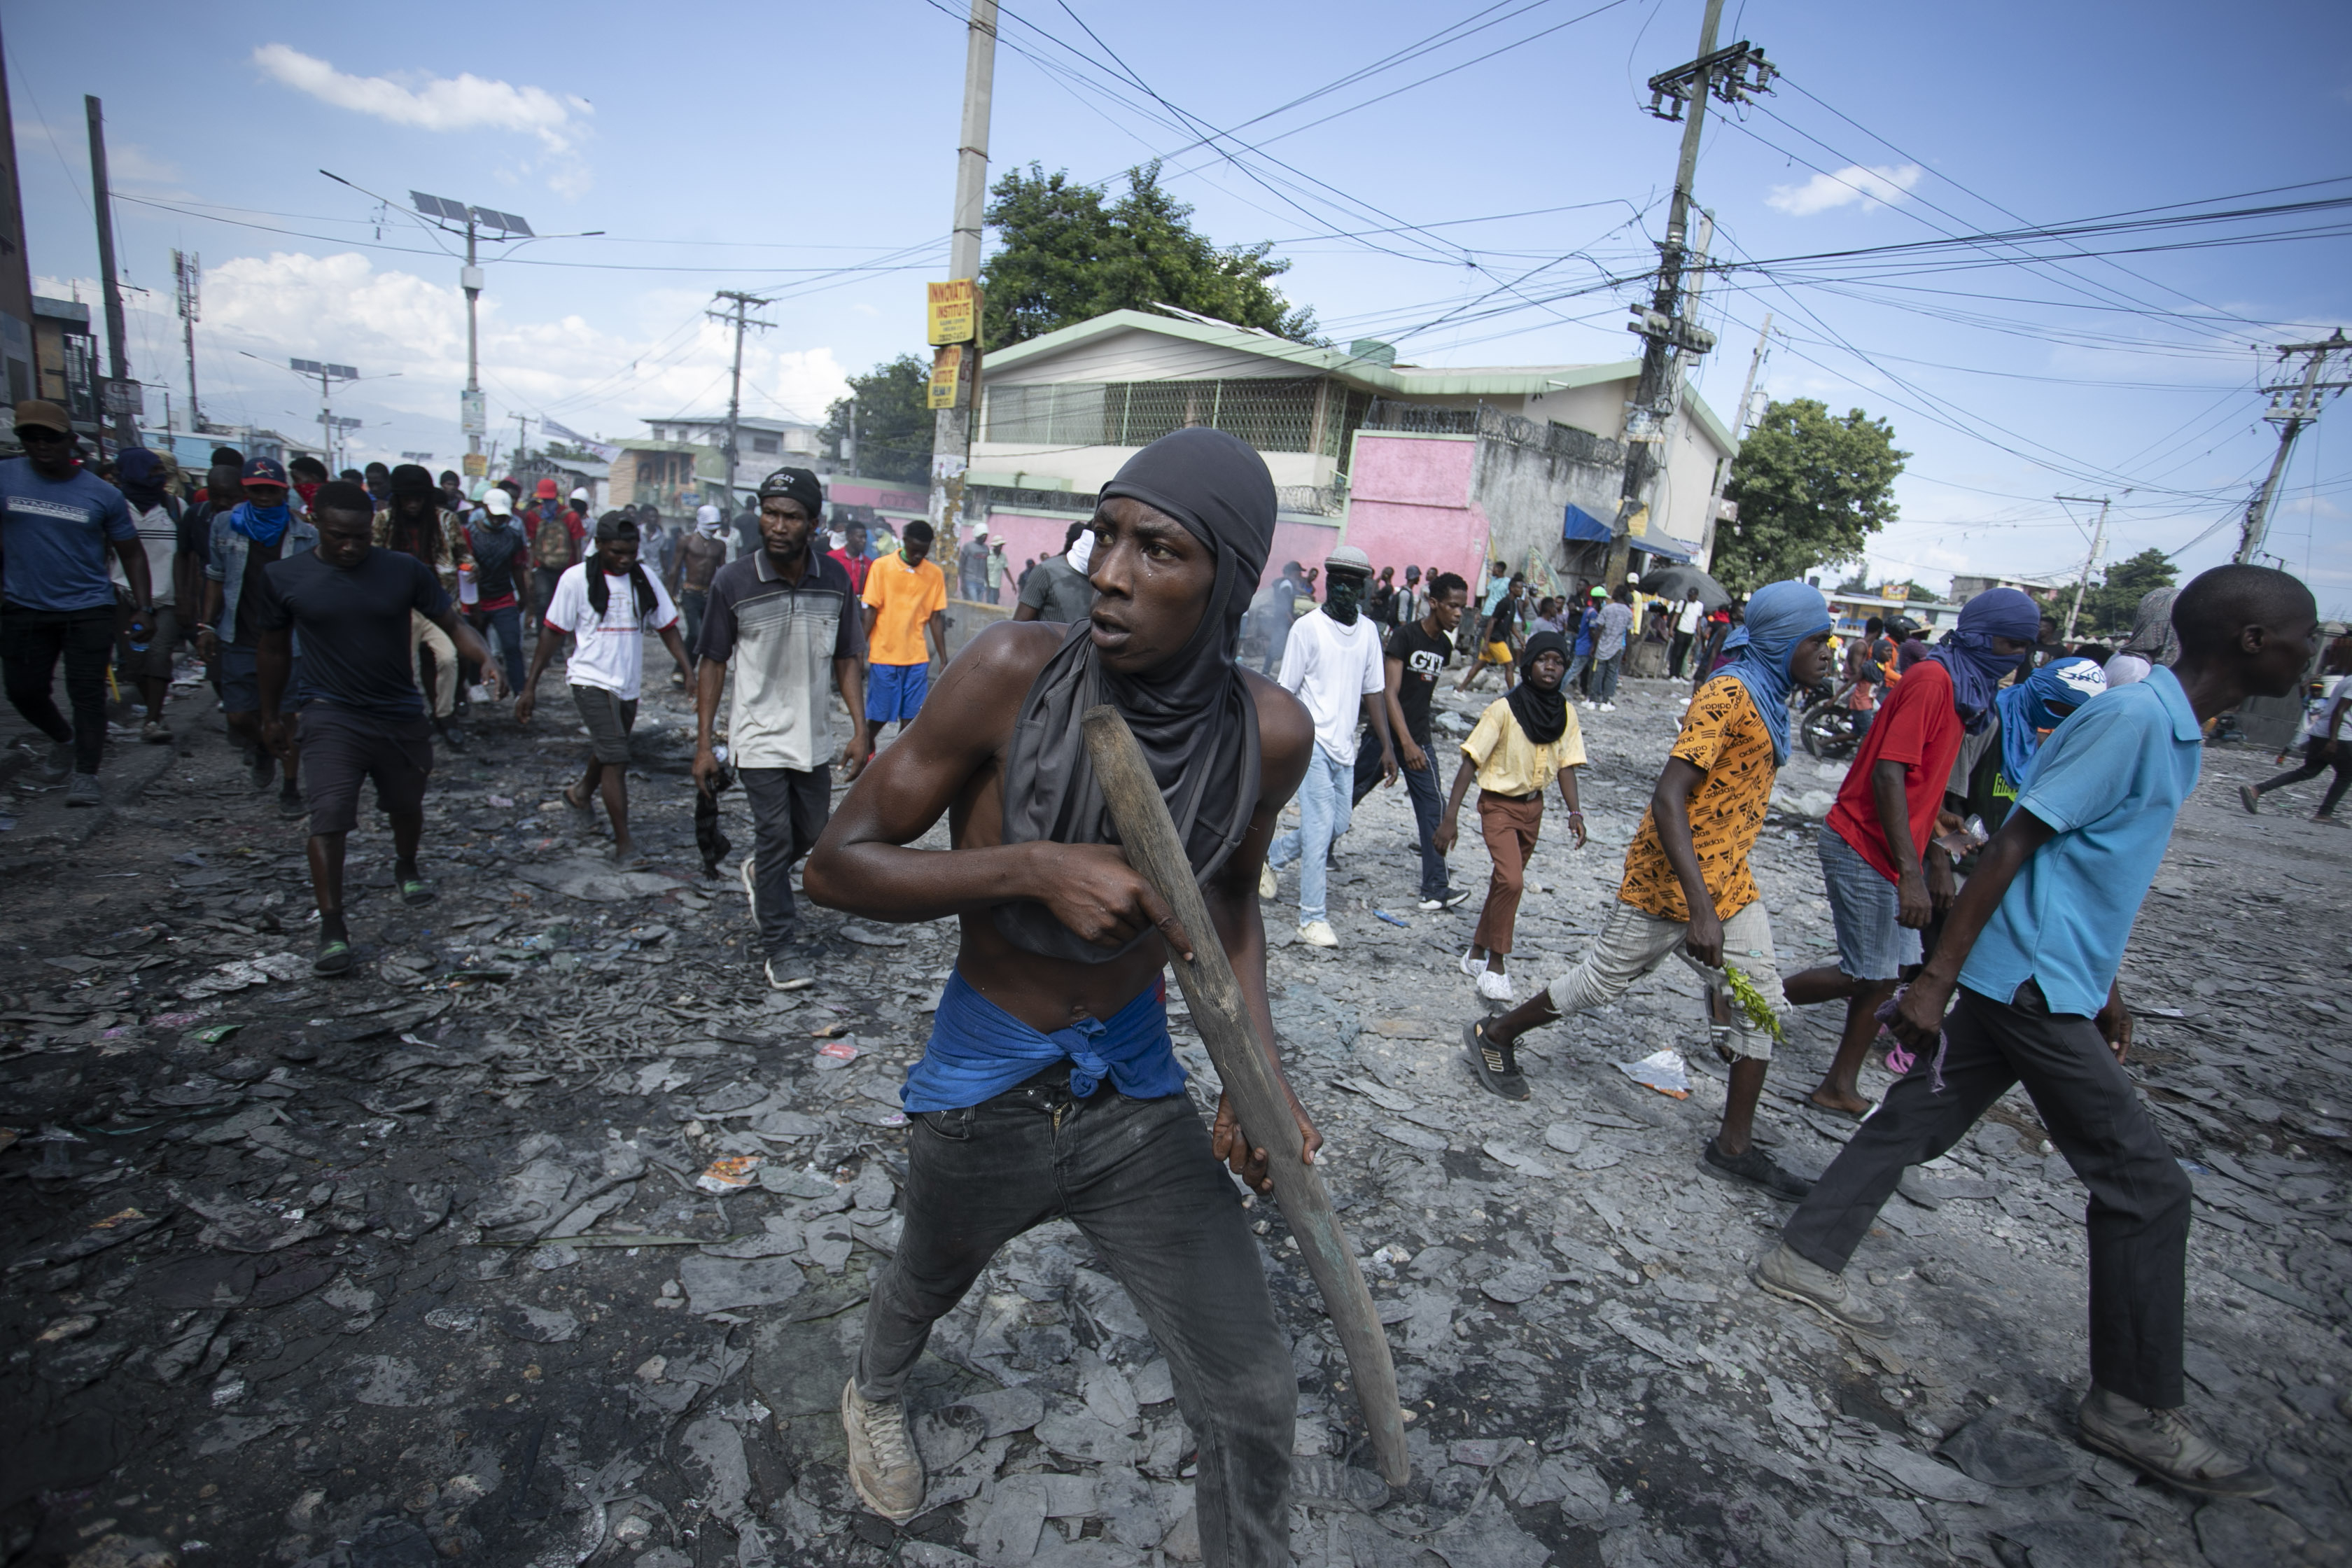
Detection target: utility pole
<box><xmin>2058</xmin><ymin>494</ymin><xmax>2111</xmax><ymax>643</ymax></box>
<box><xmin>84</xmin><ymin>94</ymin><xmax>136</xmax><ymax>449</ymax></box>
<box><xmin>173</xmin><ymin>249</ymin><xmax>201</xmax><ymax>432</ymax></box>
<box><xmin>927</xmin><ymin>0</ymin><xmax>997</xmax><ymax>542</ymax></box>
<box><xmin>1607</xmin><ymin>1</ymin><xmax>1773</xmax><ymax>586</ymax></box>
<box><xmin>710</xmin><ymin>290</ymin><xmax>774</xmax><ymax>510</ymax></box>
<box><xmin>512</xmin><ymin>412</ymin><xmax>531</xmax><ymax>473</ymax></box>
<box><xmin>1698</xmin><ymin>309</ymin><xmax>1772</xmax><ymax>568</ymax></box>
<box><xmin>0</xmin><ymin>20</ymin><xmax>39</xmax><ymax>407</ymax></box>
<box><xmin>2237</xmin><ymin>328</ymin><xmax>2348</xmax><ymax>564</ymax></box>
<box><xmin>463</xmin><ymin>218</ymin><xmax>484</xmax><ymax>466</ymax></box>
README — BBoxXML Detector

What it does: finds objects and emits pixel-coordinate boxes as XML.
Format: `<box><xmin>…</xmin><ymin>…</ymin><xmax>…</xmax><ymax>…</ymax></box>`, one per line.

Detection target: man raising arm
<box><xmin>804</xmin><ymin>428</ymin><xmax>1316</xmax><ymax>1565</ymax></box>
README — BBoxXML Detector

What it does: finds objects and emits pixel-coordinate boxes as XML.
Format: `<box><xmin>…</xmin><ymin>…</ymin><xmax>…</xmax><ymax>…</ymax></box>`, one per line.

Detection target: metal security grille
<box><xmin>984</xmin><ymin>378</ymin><xmax>1368</xmax><ymax>460</ymax></box>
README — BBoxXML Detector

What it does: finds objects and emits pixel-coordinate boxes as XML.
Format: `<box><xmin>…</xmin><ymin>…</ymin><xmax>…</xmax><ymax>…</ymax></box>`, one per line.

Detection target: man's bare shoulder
<box><xmin>955</xmin><ymin>619</ymin><xmax>1070</xmax><ymax>692</ymax></box>
<box><xmin>1242</xmin><ymin>666</ymin><xmax>1312</xmax><ymax>778</ymax></box>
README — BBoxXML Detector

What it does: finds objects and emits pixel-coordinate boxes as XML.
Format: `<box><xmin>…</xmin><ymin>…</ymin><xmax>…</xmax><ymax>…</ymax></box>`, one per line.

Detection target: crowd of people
<box><xmin>1</xmin><ymin>400</ymin><xmax>2325</xmax><ymax>1558</ymax></box>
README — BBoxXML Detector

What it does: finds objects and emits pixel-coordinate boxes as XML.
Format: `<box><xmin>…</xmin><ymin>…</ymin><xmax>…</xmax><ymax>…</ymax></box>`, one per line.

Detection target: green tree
<box><xmin>980</xmin><ymin>162</ymin><xmax>1319</xmax><ymax>349</ymax></box>
<box><xmin>2079</xmin><ymin>547</ymin><xmax>2177</xmax><ymax>636</ymax></box>
<box><xmin>1715</xmin><ymin>399</ymin><xmax>1909</xmax><ymax>596</ymax></box>
<box><xmin>820</xmin><ymin>355</ymin><xmax>933</xmax><ymax>486</ymax></box>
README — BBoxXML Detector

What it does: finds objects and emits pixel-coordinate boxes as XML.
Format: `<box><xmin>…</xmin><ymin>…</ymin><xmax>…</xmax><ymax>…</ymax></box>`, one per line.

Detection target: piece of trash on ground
<box><xmin>696</xmin><ymin>1155</ymin><xmax>762</xmax><ymax>1194</ymax></box>
<box><xmin>1372</xmin><ymin>909</ymin><xmax>1410</xmax><ymax>928</ymax></box>
<box><xmin>1614</xmin><ymin>1049</ymin><xmax>1690</xmax><ymax>1099</ymax></box>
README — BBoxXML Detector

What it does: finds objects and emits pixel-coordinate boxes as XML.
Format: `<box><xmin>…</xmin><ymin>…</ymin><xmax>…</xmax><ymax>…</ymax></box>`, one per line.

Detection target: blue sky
<box><xmin>8</xmin><ymin>0</ymin><xmax>2349</xmax><ymax>608</ymax></box>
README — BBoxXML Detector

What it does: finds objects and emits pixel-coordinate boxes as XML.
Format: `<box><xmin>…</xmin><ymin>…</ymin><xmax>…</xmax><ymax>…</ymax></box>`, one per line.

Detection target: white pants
<box><xmin>1544</xmin><ymin>897</ymin><xmax>1783</xmax><ymax>1060</ymax></box>
<box><xmin>409</xmin><ymin>611</ymin><xmax>456</xmax><ymax>719</ymax></box>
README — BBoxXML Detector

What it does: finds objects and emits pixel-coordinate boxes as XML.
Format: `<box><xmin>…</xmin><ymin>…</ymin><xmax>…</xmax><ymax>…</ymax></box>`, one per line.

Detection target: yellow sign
<box><xmin>927</xmin><ymin>279</ymin><xmax>981</xmax><ymax>345</ymax></box>
<box><xmin>461</xmin><ymin>452</ymin><xmax>488</xmax><ymax>477</ymax></box>
<box><xmin>927</xmin><ymin>344</ymin><xmax>964</xmax><ymax>410</ymax></box>
<box><xmin>1626</xmin><ymin>505</ymin><xmax>1650</xmax><ymax>538</ymax></box>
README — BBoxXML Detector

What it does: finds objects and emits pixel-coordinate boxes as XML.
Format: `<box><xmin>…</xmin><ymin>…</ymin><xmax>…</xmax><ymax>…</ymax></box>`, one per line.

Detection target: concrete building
<box><xmin>31</xmin><ymin>295</ymin><xmax>99</xmax><ymax>436</ymax></box>
<box><xmin>964</xmin><ymin>307</ymin><xmax>1736</xmax><ymax>593</ymax></box>
<box><xmin>642</xmin><ymin>414</ymin><xmax>822</xmax><ymax>498</ymax></box>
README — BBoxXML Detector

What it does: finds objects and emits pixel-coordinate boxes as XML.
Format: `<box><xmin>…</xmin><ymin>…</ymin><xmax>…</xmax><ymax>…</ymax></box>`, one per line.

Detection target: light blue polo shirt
<box><xmin>1959</xmin><ymin>666</ymin><xmax>2202</xmax><ymax>1017</ymax></box>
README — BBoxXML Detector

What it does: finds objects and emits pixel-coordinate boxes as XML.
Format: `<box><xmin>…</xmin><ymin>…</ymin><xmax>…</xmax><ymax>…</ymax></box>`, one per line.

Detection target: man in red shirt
<box><xmin>1786</xmin><ymin>588</ymin><xmax>2040</xmax><ymax>1114</ymax></box>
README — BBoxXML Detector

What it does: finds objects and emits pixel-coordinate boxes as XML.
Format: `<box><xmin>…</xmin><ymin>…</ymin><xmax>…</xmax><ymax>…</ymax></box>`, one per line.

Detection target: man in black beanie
<box><xmin>804</xmin><ymin>428</ymin><xmax>1317</xmax><ymax>1564</ymax></box>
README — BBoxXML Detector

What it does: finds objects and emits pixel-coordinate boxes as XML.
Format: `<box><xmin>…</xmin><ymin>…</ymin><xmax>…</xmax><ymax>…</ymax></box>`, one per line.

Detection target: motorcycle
<box><xmin>1798</xmin><ymin>680</ymin><xmax>1863</xmax><ymax>762</ymax></box>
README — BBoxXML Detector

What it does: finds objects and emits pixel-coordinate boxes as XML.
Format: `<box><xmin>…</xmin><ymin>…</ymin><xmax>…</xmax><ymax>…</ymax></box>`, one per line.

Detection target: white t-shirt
<box><xmin>108</xmin><ymin>501</ymin><xmax>181</xmax><ymax>607</ymax></box>
<box><xmin>2304</xmin><ymin>673</ymin><xmax>2351</xmax><ymax>742</ymax></box>
<box><xmin>1676</xmin><ymin>599</ymin><xmax>1703</xmax><ymax>636</ymax></box>
<box><xmin>1277</xmin><ymin>608</ymin><xmax>1385</xmax><ymax>766</ymax></box>
<box><xmin>544</xmin><ymin>562</ymin><xmax>679</xmax><ymax>699</ymax></box>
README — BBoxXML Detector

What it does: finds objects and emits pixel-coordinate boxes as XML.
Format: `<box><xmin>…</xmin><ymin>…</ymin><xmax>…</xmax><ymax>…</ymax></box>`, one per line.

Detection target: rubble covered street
<box><xmin>1</xmin><ymin>668</ymin><xmax>2346</xmax><ymax>1568</ymax></box>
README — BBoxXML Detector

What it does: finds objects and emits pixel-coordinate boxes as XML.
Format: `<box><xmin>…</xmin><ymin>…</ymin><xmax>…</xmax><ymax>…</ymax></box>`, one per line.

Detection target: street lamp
<box><xmin>239</xmin><ymin>352</ymin><xmax>398</xmax><ymax>472</ymax></box>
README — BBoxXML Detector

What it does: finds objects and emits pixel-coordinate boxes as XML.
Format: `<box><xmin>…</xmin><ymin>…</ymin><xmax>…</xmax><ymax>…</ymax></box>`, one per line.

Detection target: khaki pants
<box><xmin>409</xmin><ymin>611</ymin><xmax>456</xmax><ymax>719</ymax></box>
<box><xmin>1473</xmin><ymin>790</ymin><xmax>1543</xmax><ymax>954</ymax></box>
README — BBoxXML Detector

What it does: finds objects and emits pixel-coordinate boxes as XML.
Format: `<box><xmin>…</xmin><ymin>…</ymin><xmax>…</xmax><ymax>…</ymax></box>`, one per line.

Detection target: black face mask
<box><xmin>1324</xmin><ymin>571</ymin><xmax>1367</xmax><ymax>626</ymax></box>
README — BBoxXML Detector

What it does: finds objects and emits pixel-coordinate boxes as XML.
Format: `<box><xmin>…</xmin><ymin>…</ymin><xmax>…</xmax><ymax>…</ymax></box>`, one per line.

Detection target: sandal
<box><xmin>564</xmin><ymin>783</ymin><xmax>593</xmax><ymax>812</ymax></box>
<box><xmin>312</xmin><ymin>939</ymin><xmax>355</xmax><ymax>976</ymax></box>
<box><xmin>398</xmin><ymin>877</ymin><xmax>435</xmax><ymax>906</ymax></box>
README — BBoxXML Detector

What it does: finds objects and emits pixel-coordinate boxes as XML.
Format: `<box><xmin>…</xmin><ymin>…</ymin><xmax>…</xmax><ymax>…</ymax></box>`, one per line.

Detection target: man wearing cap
<box><xmin>0</xmin><ymin>400</ymin><xmax>153</xmax><ymax>805</ymax></box>
<box><xmin>983</xmin><ymin>532</ymin><xmax>1008</xmax><ymax>606</ymax></box>
<box><xmin>461</xmin><ymin>486</ymin><xmax>533</xmax><ymax>696</ymax></box>
<box><xmin>955</xmin><ymin>522</ymin><xmax>990</xmax><ymax>603</ymax></box>
<box><xmin>693</xmin><ymin>468</ymin><xmax>868</xmax><ymax>986</ymax></box>
<box><xmin>668</xmin><ymin>503</ymin><xmax>732</xmax><ymax>671</ymax></box>
<box><xmin>1264</xmin><ymin>545</ymin><xmax>1396</xmax><ymax>948</ymax></box>
<box><xmin>376</xmin><ymin>463</ymin><xmax>473</xmax><ymax>748</ymax></box>
<box><xmin>200</xmin><ymin>457</ymin><xmax>319</xmax><ymax>813</ymax></box>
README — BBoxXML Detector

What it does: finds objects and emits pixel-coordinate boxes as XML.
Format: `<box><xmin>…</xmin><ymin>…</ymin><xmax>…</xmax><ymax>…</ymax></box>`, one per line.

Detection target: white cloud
<box><xmin>1765</xmin><ymin>162</ymin><xmax>1923</xmax><ymax>217</ymax></box>
<box><xmin>251</xmin><ymin>45</ymin><xmax>590</xmax><ymax>155</ymax></box>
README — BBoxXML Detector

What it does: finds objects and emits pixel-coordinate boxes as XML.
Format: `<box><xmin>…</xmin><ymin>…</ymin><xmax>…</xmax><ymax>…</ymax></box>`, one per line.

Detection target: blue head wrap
<box><xmin>1927</xmin><ymin>587</ymin><xmax>2040</xmax><ymax>732</ymax></box>
<box><xmin>228</xmin><ymin>498</ymin><xmax>290</xmax><ymax>547</ymax></box>
<box><xmin>1993</xmin><ymin>656</ymin><xmax>2106</xmax><ymax>790</ymax></box>
<box><xmin>1713</xmin><ymin>581</ymin><xmax>1833</xmax><ymax>765</ymax></box>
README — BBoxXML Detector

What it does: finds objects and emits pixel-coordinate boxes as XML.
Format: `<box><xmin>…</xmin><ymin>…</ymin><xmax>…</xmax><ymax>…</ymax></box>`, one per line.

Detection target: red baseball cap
<box><xmin>534</xmin><ymin>477</ymin><xmax>560</xmax><ymax>499</ymax></box>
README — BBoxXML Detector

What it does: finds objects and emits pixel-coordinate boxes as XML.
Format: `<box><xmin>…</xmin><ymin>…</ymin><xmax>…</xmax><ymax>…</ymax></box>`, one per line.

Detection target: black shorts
<box><xmin>572</xmin><ymin>685</ymin><xmax>638</xmax><ymax>764</ymax></box>
<box><xmin>300</xmin><ymin>706</ymin><xmax>433</xmax><ymax>834</ymax></box>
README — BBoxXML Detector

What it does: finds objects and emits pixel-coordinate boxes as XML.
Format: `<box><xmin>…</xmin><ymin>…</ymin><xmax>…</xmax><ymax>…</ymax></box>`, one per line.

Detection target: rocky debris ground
<box><xmin>0</xmin><ymin>658</ymin><xmax>2345</xmax><ymax>1568</ymax></box>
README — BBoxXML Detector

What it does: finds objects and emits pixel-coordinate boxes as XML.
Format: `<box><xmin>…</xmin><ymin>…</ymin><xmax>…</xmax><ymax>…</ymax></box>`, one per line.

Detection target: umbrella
<box><xmin>1636</xmin><ymin>564</ymin><xmax>1731</xmax><ymax>610</ymax></box>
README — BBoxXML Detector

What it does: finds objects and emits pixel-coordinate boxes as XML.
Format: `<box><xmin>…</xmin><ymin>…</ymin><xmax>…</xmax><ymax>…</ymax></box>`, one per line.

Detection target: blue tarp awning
<box><xmin>1562</xmin><ymin>504</ymin><xmax>1611</xmax><ymax>544</ymax></box>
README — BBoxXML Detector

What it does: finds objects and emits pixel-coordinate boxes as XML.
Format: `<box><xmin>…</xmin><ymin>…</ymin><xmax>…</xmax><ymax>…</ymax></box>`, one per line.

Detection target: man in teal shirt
<box><xmin>1757</xmin><ymin>564</ymin><xmax>2315</xmax><ymax>1502</ymax></box>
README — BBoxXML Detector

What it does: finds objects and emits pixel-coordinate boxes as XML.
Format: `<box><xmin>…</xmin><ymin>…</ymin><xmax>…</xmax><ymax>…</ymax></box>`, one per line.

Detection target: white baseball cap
<box><xmin>482</xmin><ymin>489</ymin><xmax>513</xmax><ymax>517</ymax></box>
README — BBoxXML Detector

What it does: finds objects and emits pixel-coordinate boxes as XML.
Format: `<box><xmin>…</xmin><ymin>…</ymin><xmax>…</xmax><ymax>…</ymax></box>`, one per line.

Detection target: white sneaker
<box><xmin>1298</xmin><ymin>920</ymin><xmax>1340</xmax><ymax>948</ymax></box>
<box><xmin>1581</xmin><ymin>699</ymin><xmax>1597</xmax><ymax>710</ymax></box>
<box><xmin>1418</xmin><ymin>890</ymin><xmax>1469</xmax><ymax>911</ymax></box>
<box><xmin>739</xmin><ymin>854</ymin><xmax>759</xmax><ymax>917</ymax></box>
<box><xmin>1259</xmin><ymin>862</ymin><xmax>1276</xmax><ymax>899</ymax></box>
<box><xmin>1600</xmin><ymin>702</ymin><xmax>1617</xmax><ymax>713</ymax></box>
<box><xmin>1476</xmin><ymin>967</ymin><xmax>1514</xmax><ymax>1002</ymax></box>
<box><xmin>841</xmin><ymin>1378</ymin><xmax>927</xmax><ymax>1522</ymax></box>
<box><xmin>1459</xmin><ymin>946</ymin><xmax>1483</xmax><ymax>978</ymax></box>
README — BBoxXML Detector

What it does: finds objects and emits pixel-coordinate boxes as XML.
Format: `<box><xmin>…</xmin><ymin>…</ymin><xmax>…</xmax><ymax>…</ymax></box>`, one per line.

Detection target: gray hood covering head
<box><xmin>993</xmin><ymin>427</ymin><xmax>1276</xmax><ymax>962</ymax></box>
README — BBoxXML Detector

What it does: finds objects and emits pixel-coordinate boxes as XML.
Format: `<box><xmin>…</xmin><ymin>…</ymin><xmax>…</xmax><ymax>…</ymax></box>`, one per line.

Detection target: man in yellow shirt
<box><xmin>1462</xmin><ymin>582</ymin><xmax>1833</xmax><ymax>1198</ymax></box>
<box><xmin>857</xmin><ymin>518</ymin><xmax>949</xmax><ymax>767</ymax></box>
<box><xmin>1434</xmin><ymin>630</ymin><xmax>1588</xmax><ymax>1010</ymax></box>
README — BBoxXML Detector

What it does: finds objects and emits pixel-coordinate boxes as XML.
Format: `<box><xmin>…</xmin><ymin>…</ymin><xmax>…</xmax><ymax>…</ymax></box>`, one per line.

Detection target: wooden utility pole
<box><xmin>2057</xmin><ymin>495</ymin><xmax>2110</xmax><ymax>643</ymax></box>
<box><xmin>85</xmin><ymin>94</ymin><xmax>136</xmax><ymax>447</ymax></box>
<box><xmin>2237</xmin><ymin>330</ymin><xmax>2348</xmax><ymax>565</ymax></box>
<box><xmin>710</xmin><ymin>290</ymin><xmax>774</xmax><ymax>511</ymax></box>
<box><xmin>926</xmin><ymin>0</ymin><xmax>997</xmax><ymax>542</ymax></box>
<box><xmin>1608</xmin><ymin>3</ymin><xmax>1773</xmax><ymax>584</ymax></box>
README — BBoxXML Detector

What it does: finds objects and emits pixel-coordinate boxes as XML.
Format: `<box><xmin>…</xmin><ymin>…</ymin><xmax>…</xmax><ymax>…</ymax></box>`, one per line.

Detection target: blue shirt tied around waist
<box><xmin>901</xmin><ymin>970</ymin><xmax>1189</xmax><ymax>1114</ymax></box>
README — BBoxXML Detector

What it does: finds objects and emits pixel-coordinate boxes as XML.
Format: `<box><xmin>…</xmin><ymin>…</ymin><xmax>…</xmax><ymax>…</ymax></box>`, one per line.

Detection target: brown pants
<box><xmin>1473</xmin><ymin>790</ymin><xmax>1544</xmax><ymax>954</ymax></box>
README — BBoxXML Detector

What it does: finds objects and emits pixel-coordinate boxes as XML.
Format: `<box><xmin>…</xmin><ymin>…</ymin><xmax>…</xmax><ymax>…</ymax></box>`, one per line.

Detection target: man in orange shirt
<box><xmin>857</xmin><ymin>518</ymin><xmax>948</xmax><ymax>771</ymax></box>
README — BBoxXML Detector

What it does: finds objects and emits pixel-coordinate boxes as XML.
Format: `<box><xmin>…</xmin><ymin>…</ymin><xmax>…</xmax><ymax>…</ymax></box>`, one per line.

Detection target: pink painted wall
<box><xmin>1338</xmin><ymin>434</ymin><xmax>1490</xmax><ymax>588</ymax></box>
<box><xmin>828</xmin><ymin>479</ymin><xmax>927</xmax><ymax>514</ymax></box>
<box><xmin>976</xmin><ymin>509</ymin><xmax>1091</xmax><ymax>606</ymax></box>
<box><xmin>1263</xmin><ymin>520</ymin><xmax>1340</xmax><ymax>592</ymax></box>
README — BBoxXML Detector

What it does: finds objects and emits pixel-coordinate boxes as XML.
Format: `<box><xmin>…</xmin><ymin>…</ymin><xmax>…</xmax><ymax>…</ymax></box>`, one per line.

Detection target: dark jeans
<box><xmin>1783</xmin><ymin>980</ymin><xmax>2190</xmax><ymax>1408</ymax></box>
<box><xmin>472</xmin><ymin>604</ymin><xmax>525</xmax><ymax>694</ymax></box>
<box><xmin>1350</xmin><ymin>726</ymin><xmax>1450</xmax><ymax>897</ymax></box>
<box><xmin>531</xmin><ymin>566</ymin><xmax>564</xmax><ymax>624</ymax></box>
<box><xmin>859</xmin><ymin>1070</ymin><xmax>1292</xmax><ymax>1567</ymax></box>
<box><xmin>1669</xmin><ymin>631</ymin><xmax>1694</xmax><ymax>679</ymax></box>
<box><xmin>2</xmin><ymin>603</ymin><xmax>113</xmax><ymax>774</ymax></box>
<box><xmin>680</xmin><ymin>588</ymin><xmax>708</xmax><ymax>662</ymax></box>
<box><xmin>2254</xmin><ymin>736</ymin><xmax>2352</xmax><ymax>816</ymax></box>
<box><xmin>741</xmin><ymin>764</ymin><xmax>830</xmax><ymax>953</ymax></box>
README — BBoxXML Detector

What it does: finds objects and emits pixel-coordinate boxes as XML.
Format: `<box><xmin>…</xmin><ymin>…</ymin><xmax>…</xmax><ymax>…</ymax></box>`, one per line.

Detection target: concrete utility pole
<box><xmin>84</xmin><ymin>94</ymin><xmax>136</xmax><ymax>448</ymax></box>
<box><xmin>173</xmin><ymin>250</ymin><xmax>201</xmax><ymax>432</ymax></box>
<box><xmin>463</xmin><ymin>220</ymin><xmax>484</xmax><ymax>463</ymax></box>
<box><xmin>2237</xmin><ymin>329</ymin><xmax>2349</xmax><ymax>565</ymax></box>
<box><xmin>1698</xmin><ymin>309</ymin><xmax>1771</xmax><ymax>568</ymax></box>
<box><xmin>0</xmin><ymin>20</ymin><xmax>38</xmax><ymax>407</ymax></box>
<box><xmin>927</xmin><ymin>0</ymin><xmax>998</xmax><ymax>541</ymax></box>
<box><xmin>1607</xmin><ymin>2</ymin><xmax>1774</xmax><ymax>586</ymax></box>
<box><xmin>710</xmin><ymin>290</ymin><xmax>774</xmax><ymax>509</ymax></box>
<box><xmin>2058</xmin><ymin>494</ymin><xmax>2111</xmax><ymax>643</ymax></box>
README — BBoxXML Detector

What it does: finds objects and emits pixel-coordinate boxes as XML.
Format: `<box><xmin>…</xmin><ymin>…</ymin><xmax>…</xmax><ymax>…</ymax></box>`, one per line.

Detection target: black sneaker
<box><xmin>249</xmin><ymin>747</ymin><xmax>275</xmax><ymax>790</ymax></box>
<box><xmin>1700</xmin><ymin>1138</ymin><xmax>1813</xmax><ymax>1200</ymax></box>
<box><xmin>1463</xmin><ymin>1018</ymin><xmax>1528</xmax><ymax>1100</ymax></box>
